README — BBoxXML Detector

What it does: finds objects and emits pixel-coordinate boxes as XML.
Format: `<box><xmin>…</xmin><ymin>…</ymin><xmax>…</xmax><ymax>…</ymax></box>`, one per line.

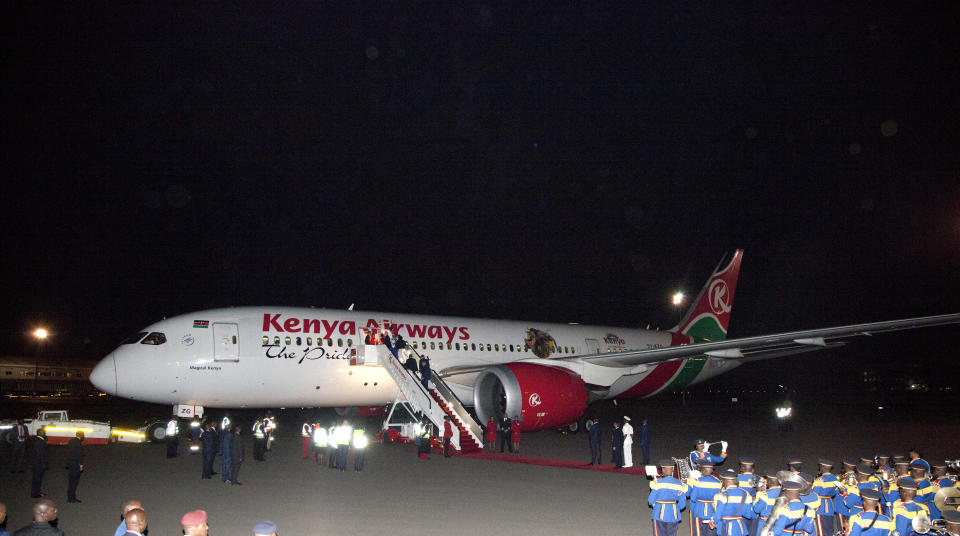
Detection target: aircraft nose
<box><xmin>90</xmin><ymin>354</ymin><xmax>117</xmax><ymax>394</ymax></box>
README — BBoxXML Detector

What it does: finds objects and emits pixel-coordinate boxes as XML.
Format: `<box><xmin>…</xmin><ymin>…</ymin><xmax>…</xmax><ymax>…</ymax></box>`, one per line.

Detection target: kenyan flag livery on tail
<box><xmin>656</xmin><ymin>250</ymin><xmax>743</xmax><ymax>393</ymax></box>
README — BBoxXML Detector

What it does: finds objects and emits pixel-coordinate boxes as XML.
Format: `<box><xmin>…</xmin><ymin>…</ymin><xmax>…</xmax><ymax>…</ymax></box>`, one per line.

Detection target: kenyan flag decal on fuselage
<box><xmin>193</xmin><ymin>320</ymin><xmax>210</xmax><ymax>329</ymax></box>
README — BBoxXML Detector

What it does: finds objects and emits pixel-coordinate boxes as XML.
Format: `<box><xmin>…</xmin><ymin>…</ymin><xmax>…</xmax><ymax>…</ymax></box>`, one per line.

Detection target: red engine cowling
<box><xmin>472</xmin><ymin>363</ymin><xmax>587</xmax><ymax>432</ymax></box>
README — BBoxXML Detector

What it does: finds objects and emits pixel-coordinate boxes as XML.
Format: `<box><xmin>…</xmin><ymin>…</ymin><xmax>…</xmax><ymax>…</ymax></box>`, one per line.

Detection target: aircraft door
<box><xmin>213</xmin><ymin>323</ymin><xmax>239</xmax><ymax>362</ymax></box>
<box><xmin>584</xmin><ymin>338</ymin><xmax>601</xmax><ymax>355</ymax></box>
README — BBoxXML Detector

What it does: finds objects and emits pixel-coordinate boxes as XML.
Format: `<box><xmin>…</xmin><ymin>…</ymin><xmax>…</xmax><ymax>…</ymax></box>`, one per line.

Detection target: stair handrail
<box><xmin>428</xmin><ymin>369</ymin><xmax>483</xmax><ymax>446</ymax></box>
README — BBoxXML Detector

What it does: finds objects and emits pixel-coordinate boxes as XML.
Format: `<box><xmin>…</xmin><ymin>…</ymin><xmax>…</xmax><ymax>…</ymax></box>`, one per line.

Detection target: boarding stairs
<box><xmin>376</xmin><ymin>340</ymin><xmax>483</xmax><ymax>454</ymax></box>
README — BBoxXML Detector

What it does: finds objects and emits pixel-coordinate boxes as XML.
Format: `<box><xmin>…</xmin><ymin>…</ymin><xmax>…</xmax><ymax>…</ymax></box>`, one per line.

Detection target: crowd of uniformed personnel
<box><xmin>648</xmin><ymin>441</ymin><xmax>959</xmax><ymax>536</ymax></box>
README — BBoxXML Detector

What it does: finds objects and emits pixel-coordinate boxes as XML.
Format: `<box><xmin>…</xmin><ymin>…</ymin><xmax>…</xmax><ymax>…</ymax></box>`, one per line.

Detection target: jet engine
<box><xmin>473</xmin><ymin>363</ymin><xmax>587</xmax><ymax>432</ymax></box>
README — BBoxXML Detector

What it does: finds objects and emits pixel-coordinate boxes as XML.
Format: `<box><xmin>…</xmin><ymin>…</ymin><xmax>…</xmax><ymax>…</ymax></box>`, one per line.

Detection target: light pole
<box><xmin>672</xmin><ymin>292</ymin><xmax>685</xmax><ymax>326</ymax></box>
<box><xmin>33</xmin><ymin>327</ymin><xmax>48</xmax><ymax>389</ymax></box>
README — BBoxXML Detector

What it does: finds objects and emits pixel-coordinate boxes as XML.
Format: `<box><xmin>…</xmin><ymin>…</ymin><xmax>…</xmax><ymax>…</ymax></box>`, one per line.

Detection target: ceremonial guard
<box><xmin>649</xmin><ymin>459</ymin><xmax>688</xmax><ymax>536</ymax></box>
<box><xmin>769</xmin><ymin>480</ymin><xmax>815</xmax><ymax>536</ymax></box>
<box><xmin>166</xmin><ymin>415</ymin><xmax>180</xmax><ymax>458</ymax></box>
<box><xmin>612</xmin><ymin>421</ymin><xmax>624</xmax><ymax>469</ymax></box>
<box><xmin>301</xmin><ymin>421</ymin><xmax>312</xmax><ymax>459</ymax></box>
<box><xmin>711</xmin><ymin>469</ymin><xmax>756</xmax><ymax>536</ymax></box>
<box><xmin>753</xmin><ymin>471</ymin><xmax>783</xmax><ymax>533</ymax></box>
<box><xmin>622</xmin><ymin>416</ymin><xmax>634</xmax><ymax>468</ymax></box>
<box><xmin>890</xmin><ymin>477</ymin><xmax>930</xmax><ymax>536</ymax></box>
<box><xmin>846</xmin><ymin>489</ymin><xmax>894</xmax><ymax>536</ymax></box>
<box><xmin>588</xmin><ymin>418</ymin><xmax>602</xmax><ymax>465</ymax></box>
<box><xmin>690</xmin><ymin>439</ymin><xmax>727</xmax><ymax>469</ymax></box>
<box><xmin>910</xmin><ymin>461</ymin><xmax>941</xmax><ymax>520</ymax></box>
<box><xmin>811</xmin><ymin>459</ymin><xmax>839</xmax><ymax>536</ymax></box>
<box><xmin>688</xmin><ymin>460</ymin><xmax>722</xmax><ymax>536</ymax></box>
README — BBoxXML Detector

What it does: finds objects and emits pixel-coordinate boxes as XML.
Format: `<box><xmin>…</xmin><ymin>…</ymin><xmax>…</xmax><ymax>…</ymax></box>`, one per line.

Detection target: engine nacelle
<box><xmin>473</xmin><ymin>363</ymin><xmax>587</xmax><ymax>432</ymax></box>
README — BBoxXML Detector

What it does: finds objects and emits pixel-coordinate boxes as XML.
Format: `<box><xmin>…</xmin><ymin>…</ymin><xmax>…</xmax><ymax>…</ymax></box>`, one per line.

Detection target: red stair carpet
<box><xmin>463</xmin><ymin>453</ymin><xmax>647</xmax><ymax>475</ymax></box>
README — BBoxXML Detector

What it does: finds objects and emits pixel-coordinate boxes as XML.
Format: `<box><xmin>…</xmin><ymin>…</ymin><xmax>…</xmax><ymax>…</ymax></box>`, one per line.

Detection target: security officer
<box><xmin>353</xmin><ymin>428</ymin><xmax>368</xmax><ymax>471</ymax></box>
<box><xmin>753</xmin><ymin>471</ymin><xmax>782</xmax><ymax>533</ymax></box>
<box><xmin>847</xmin><ymin>489</ymin><xmax>894</xmax><ymax>536</ymax></box>
<box><xmin>770</xmin><ymin>480</ymin><xmax>815</xmax><ymax>536</ymax></box>
<box><xmin>688</xmin><ymin>460</ymin><xmax>722</xmax><ymax>536</ymax></box>
<box><xmin>499</xmin><ymin>414</ymin><xmax>513</xmax><ymax>453</ymax></box>
<box><xmin>811</xmin><ymin>459</ymin><xmax>840</xmax><ymax>536</ymax></box>
<box><xmin>252</xmin><ymin>418</ymin><xmax>267</xmax><ymax>461</ymax></box>
<box><xmin>166</xmin><ymin>415</ymin><xmax>180</xmax><ymax>458</ymax></box>
<box><xmin>219</xmin><ymin>423</ymin><xmax>232</xmax><ymax>483</ymax></box>
<box><xmin>30</xmin><ymin>428</ymin><xmax>49</xmax><ymax>498</ymax></box>
<box><xmin>312</xmin><ymin>422</ymin><xmax>327</xmax><ymax>465</ymax></box>
<box><xmin>910</xmin><ymin>461</ymin><xmax>941</xmax><ymax>520</ymax></box>
<box><xmin>612</xmin><ymin>421</ymin><xmax>624</xmax><ymax>469</ymax></box>
<box><xmin>890</xmin><ymin>477</ymin><xmax>930</xmax><ymax>536</ymax></box>
<box><xmin>690</xmin><ymin>440</ymin><xmax>727</xmax><ymax>469</ymax></box>
<box><xmin>649</xmin><ymin>459</ymin><xmax>688</xmax><ymax>536</ymax></box>
<box><xmin>711</xmin><ymin>469</ymin><xmax>756</xmax><ymax>536</ymax></box>
<box><xmin>189</xmin><ymin>416</ymin><xmax>202</xmax><ymax>454</ymax></box>
<box><xmin>335</xmin><ymin>419</ymin><xmax>352</xmax><ymax>471</ymax></box>
<box><xmin>301</xmin><ymin>421</ymin><xmax>312</xmax><ymax>459</ymax></box>
<box><xmin>66</xmin><ymin>430</ymin><xmax>84</xmax><ymax>503</ymax></box>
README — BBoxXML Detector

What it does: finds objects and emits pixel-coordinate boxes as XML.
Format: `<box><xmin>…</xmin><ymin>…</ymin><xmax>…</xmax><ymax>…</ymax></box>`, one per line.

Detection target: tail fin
<box><xmin>671</xmin><ymin>250</ymin><xmax>743</xmax><ymax>342</ymax></box>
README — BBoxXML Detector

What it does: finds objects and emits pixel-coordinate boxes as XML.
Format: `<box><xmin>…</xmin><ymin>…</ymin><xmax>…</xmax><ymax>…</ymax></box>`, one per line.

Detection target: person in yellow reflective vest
<box><xmin>312</xmin><ymin>423</ymin><xmax>327</xmax><ymax>465</ymax></box>
<box><xmin>189</xmin><ymin>416</ymin><xmax>201</xmax><ymax>454</ymax></box>
<box><xmin>301</xmin><ymin>421</ymin><xmax>312</xmax><ymax>459</ymax></box>
<box><xmin>335</xmin><ymin>420</ymin><xmax>352</xmax><ymax>472</ymax></box>
<box><xmin>264</xmin><ymin>414</ymin><xmax>276</xmax><ymax>451</ymax></box>
<box><xmin>353</xmin><ymin>428</ymin><xmax>368</xmax><ymax>471</ymax></box>
<box><xmin>252</xmin><ymin>418</ymin><xmax>267</xmax><ymax>461</ymax></box>
<box><xmin>166</xmin><ymin>415</ymin><xmax>180</xmax><ymax>458</ymax></box>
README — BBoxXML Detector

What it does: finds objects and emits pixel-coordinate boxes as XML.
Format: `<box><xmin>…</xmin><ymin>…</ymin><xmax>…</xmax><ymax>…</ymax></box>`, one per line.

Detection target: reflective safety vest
<box><xmin>302</xmin><ymin>423</ymin><xmax>312</xmax><ymax>437</ymax></box>
<box><xmin>313</xmin><ymin>426</ymin><xmax>328</xmax><ymax>447</ymax></box>
<box><xmin>354</xmin><ymin>433</ymin><xmax>368</xmax><ymax>449</ymax></box>
<box><xmin>189</xmin><ymin>418</ymin><xmax>200</xmax><ymax>428</ymax></box>
<box><xmin>336</xmin><ymin>425</ymin><xmax>352</xmax><ymax>445</ymax></box>
<box><xmin>264</xmin><ymin>417</ymin><xmax>275</xmax><ymax>433</ymax></box>
<box><xmin>221</xmin><ymin>417</ymin><xmax>230</xmax><ymax>430</ymax></box>
<box><xmin>253</xmin><ymin>422</ymin><xmax>265</xmax><ymax>439</ymax></box>
<box><xmin>166</xmin><ymin>419</ymin><xmax>179</xmax><ymax>435</ymax></box>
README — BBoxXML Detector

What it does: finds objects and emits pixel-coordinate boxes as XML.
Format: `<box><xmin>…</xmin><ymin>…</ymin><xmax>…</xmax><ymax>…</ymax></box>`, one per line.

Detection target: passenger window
<box><xmin>524</xmin><ymin>346</ymin><xmax>529</xmax><ymax>352</ymax></box>
<box><xmin>509</xmin><ymin>345</ymin><xmax>514</xmax><ymax>352</ymax></box>
<box><xmin>347</xmin><ymin>339</ymin><xmax>353</xmax><ymax>347</ymax></box>
<box><xmin>140</xmin><ymin>332</ymin><xmax>167</xmax><ymax>345</ymax></box>
<box><xmin>121</xmin><ymin>332</ymin><xmax>148</xmax><ymax>344</ymax></box>
<box><xmin>412</xmin><ymin>341</ymin><xmax>418</xmax><ymax>349</ymax></box>
<box><xmin>307</xmin><ymin>337</ymin><xmax>313</xmax><ymax>346</ymax></box>
<box><xmin>494</xmin><ymin>344</ymin><xmax>499</xmax><ymax>351</ymax></box>
<box><xmin>479</xmin><ymin>344</ymin><xmax>484</xmax><ymax>352</ymax></box>
<box><xmin>327</xmin><ymin>338</ymin><xmax>333</xmax><ymax>347</ymax></box>
<box><xmin>285</xmin><ymin>336</ymin><xmax>291</xmax><ymax>345</ymax></box>
<box><xmin>262</xmin><ymin>336</ymin><xmax>269</xmax><ymax>346</ymax></box>
<box><xmin>296</xmin><ymin>337</ymin><xmax>302</xmax><ymax>346</ymax></box>
<box><xmin>487</xmin><ymin>344</ymin><xmax>492</xmax><ymax>351</ymax></box>
<box><xmin>430</xmin><ymin>342</ymin><xmax>435</xmax><ymax>350</ymax></box>
<box><xmin>337</xmin><ymin>338</ymin><xmax>343</xmax><ymax>347</ymax></box>
<box><xmin>447</xmin><ymin>342</ymin><xmax>452</xmax><ymax>350</ymax></box>
<box><xmin>455</xmin><ymin>343</ymin><xmax>460</xmax><ymax>350</ymax></box>
<box><xmin>471</xmin><ymin>343</ymin><xmax>476</xmax><ymax>351</ymax></box>
<box><xmin>274</xmin><ymin>336</ymin><xmax>280</xmax><ymax>345</ymax></box>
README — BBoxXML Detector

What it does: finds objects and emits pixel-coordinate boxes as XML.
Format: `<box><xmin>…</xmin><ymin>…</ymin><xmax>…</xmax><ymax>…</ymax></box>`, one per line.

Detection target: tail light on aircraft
<box><xmin>473</xmin><ymin>363</ymin><xmax>587</xmax><ymax>432</ymax></box>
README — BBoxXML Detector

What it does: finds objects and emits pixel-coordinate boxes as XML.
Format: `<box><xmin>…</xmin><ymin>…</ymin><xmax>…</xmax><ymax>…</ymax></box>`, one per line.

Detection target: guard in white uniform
<box><xmin>622</xmin><ymin>416</ymin><xmax>635</xmax><ymax>468</ymax></box>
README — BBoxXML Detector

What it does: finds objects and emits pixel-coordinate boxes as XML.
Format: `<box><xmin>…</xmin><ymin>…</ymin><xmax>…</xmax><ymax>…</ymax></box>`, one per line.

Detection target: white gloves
<box><xmin>721</xmin><ymin>441</ymin><xmax>728</xmax><ymax>452</ymax></box>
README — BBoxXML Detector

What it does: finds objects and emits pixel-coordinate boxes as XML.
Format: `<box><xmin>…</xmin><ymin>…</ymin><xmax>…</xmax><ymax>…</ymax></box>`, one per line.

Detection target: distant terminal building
<box><xmin>0</xmin><ymin>356</ymin><xmax>96</xmax><ymax>397</ymax></box>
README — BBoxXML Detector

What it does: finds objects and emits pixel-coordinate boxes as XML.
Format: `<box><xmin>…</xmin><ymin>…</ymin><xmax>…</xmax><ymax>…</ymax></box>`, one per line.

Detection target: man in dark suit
<box><xmin>229</xmin><ymin>424</ymin><xmax>244</xmax><ymax>485</ymax></box>
<box><xmin>200</xmin><ymin>423</ymin><xmax>216</xmax><ymax>479</ymax></box>
<box><xmin>66</xmin><ymin>432</ymin><xmax>84</xmax><ymax>503</ymax></box>
<box><xmin>499</xmin><ymin>415</ymin><xmax>513</xmax><ymax>453</ymax></box>
<box><xmin>12</xmin><ymin>499</ymin><xmax>64</xmax><ymax>535</ymax></box>
<box><xmin>588</xmin><ymin>418</ymin><xmax>602</xmax><ymax>465</ymax></box>
<box><xmin>31</xmin><ymin>429</ymin><xmax>49</xmax><ymax>498</ymax></box>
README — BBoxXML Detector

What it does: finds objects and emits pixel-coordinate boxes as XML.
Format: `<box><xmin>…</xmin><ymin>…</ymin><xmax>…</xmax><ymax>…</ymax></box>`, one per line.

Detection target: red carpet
<box><xmin>463</xmin><ymin>452</ymin><xmax>647</xmax><ymax>475</ymax></box>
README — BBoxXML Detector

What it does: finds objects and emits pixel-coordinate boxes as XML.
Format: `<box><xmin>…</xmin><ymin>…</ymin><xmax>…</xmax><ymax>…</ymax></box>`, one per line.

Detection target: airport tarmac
<box><xmin>1</xmin><ymin>394</ymin><xmax>958</xmax><ymax>535</ymax></box>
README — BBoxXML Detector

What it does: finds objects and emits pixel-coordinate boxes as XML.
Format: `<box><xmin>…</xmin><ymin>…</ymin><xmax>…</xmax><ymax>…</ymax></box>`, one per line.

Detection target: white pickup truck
<box><xmin>0</xmin><ymin>410</ymin><xmax>151</xmax><ymax>445</ymax></box>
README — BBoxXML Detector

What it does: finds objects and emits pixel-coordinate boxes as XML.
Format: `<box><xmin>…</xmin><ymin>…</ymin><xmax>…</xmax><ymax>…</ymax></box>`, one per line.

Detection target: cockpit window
<box><xmin>120</xmin><ymin>332</ymin><xmax>148</xmax><ymax>344</ymax></box>
<box><xmin>140</xmin><ymin>332</ymin><xmax>167</xmax><ymax>345</ymax></box>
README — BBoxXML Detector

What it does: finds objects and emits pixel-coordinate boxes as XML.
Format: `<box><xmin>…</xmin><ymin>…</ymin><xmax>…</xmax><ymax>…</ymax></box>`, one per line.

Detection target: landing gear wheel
<box><xmin>566</xmin><ymin>420</ymin><xmax>581</xmax><ymax>434</ymax></box>
<box><xmin>584</xmin><ymin>418</ymin><xmax>596</xmax><ymax>431</ymax></box>
<box><xmin>148</xmin><ymin>423</ymin><xmax>167</xmax><ymax>443</ymax></box>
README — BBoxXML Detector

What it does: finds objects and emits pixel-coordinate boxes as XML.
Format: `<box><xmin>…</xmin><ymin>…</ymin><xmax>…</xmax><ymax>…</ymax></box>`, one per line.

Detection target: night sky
<box><xmin>3</xmin><ymin>4</ymin><xmax>959</xmax><ymax>387</ymax></box>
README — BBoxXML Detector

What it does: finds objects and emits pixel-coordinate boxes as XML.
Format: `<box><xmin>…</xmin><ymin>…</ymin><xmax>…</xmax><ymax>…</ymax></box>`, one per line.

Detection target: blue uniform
<box><xmin>915</xmin><ymin>478</ymin><xmax>941</xmax><ymax>520</ymax></box>
<box><xmin>712</xmin><ymin>487</ymin><xmax>756</xmax><ymax>536</ymax></box>
<box><xmin>845</xmin><ymin>482</ymin><xmax>883</xmax><ymax>516</ymax></box>
<box><xmin>847</xmin><ymin>511</ymin><xmax>894</xmax><ymax>536</ymax></box>
<box><xmin>688</xmin><ymin>474</ymin><xmax>722</xmax><ymax>536</ymax></box>
<box><xmin>891</xmin><ymin>500</ymin><xmax>930</xmax><ymax>536</ymax></box>
<box><xmin>220</xmin><ymin>428</ymin><xmax>232</xmax><ymax>482</ymax></box>
<box><xmin>811</xmin><ymin>474</ymin><xmax>839</xmax><ymax>536</ymax></box>
<box><xmin>754</xmin><ymin>487</ymin><xmax>782</xmax><ymax>522</ymax></box>
<box><xmin>649</xmin><ymin>476</ymin><xmax>688</xmax><ymax>536</ymax></box>
<box><xmin>691</xmin><ymin>450</ymin><xmax>726</xmax><ymax>469</ymax></box>
<box><xmin>771</xmin><ymin>499</ymin><xmax>816</xmax><ymax>536</ymax></box>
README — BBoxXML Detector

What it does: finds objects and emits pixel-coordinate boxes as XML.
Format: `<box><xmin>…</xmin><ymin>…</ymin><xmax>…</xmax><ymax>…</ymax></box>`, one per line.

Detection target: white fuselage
<box><xmin>90</xmin><ymin>307</ymin><xmax>733</xmax><ymax>409</ymax></box>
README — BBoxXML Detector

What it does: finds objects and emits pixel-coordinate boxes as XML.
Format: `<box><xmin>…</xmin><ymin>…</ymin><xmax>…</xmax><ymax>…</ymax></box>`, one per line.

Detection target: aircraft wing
<box><xmin>562</xmin><ymin>313</ymin><xmax>960</xmax><ymax>368</ymax></box>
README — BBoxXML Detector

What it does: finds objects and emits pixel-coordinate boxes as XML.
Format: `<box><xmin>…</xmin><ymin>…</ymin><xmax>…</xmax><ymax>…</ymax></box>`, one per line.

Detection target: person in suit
<box><xmin>588</xmin><ymin>418</ymin><xmax>602</xmax><ymax>465</ymax></box>
<box><xmin>31</xmin><ymin>429</ymin><xmax>49</xmax><ymax>499</ymax></box>
<box><xmin>121</xmin><ymin>508</ymin><xmax>147</xmax><ymax>536</ymax></box>
<box><xmin>499</xmin><ymin>415</ymin><xmax>513</xmax><ymax>453</ymax></box>
<box><xmin>229</xmin><ymin>425</ymin><xmax>244</xmax><ymax>485</ymax></box>
<box><xmin>66</xmin><ymin>431</ymin><xmax>84</xmax><ymax>503</ymax></box>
